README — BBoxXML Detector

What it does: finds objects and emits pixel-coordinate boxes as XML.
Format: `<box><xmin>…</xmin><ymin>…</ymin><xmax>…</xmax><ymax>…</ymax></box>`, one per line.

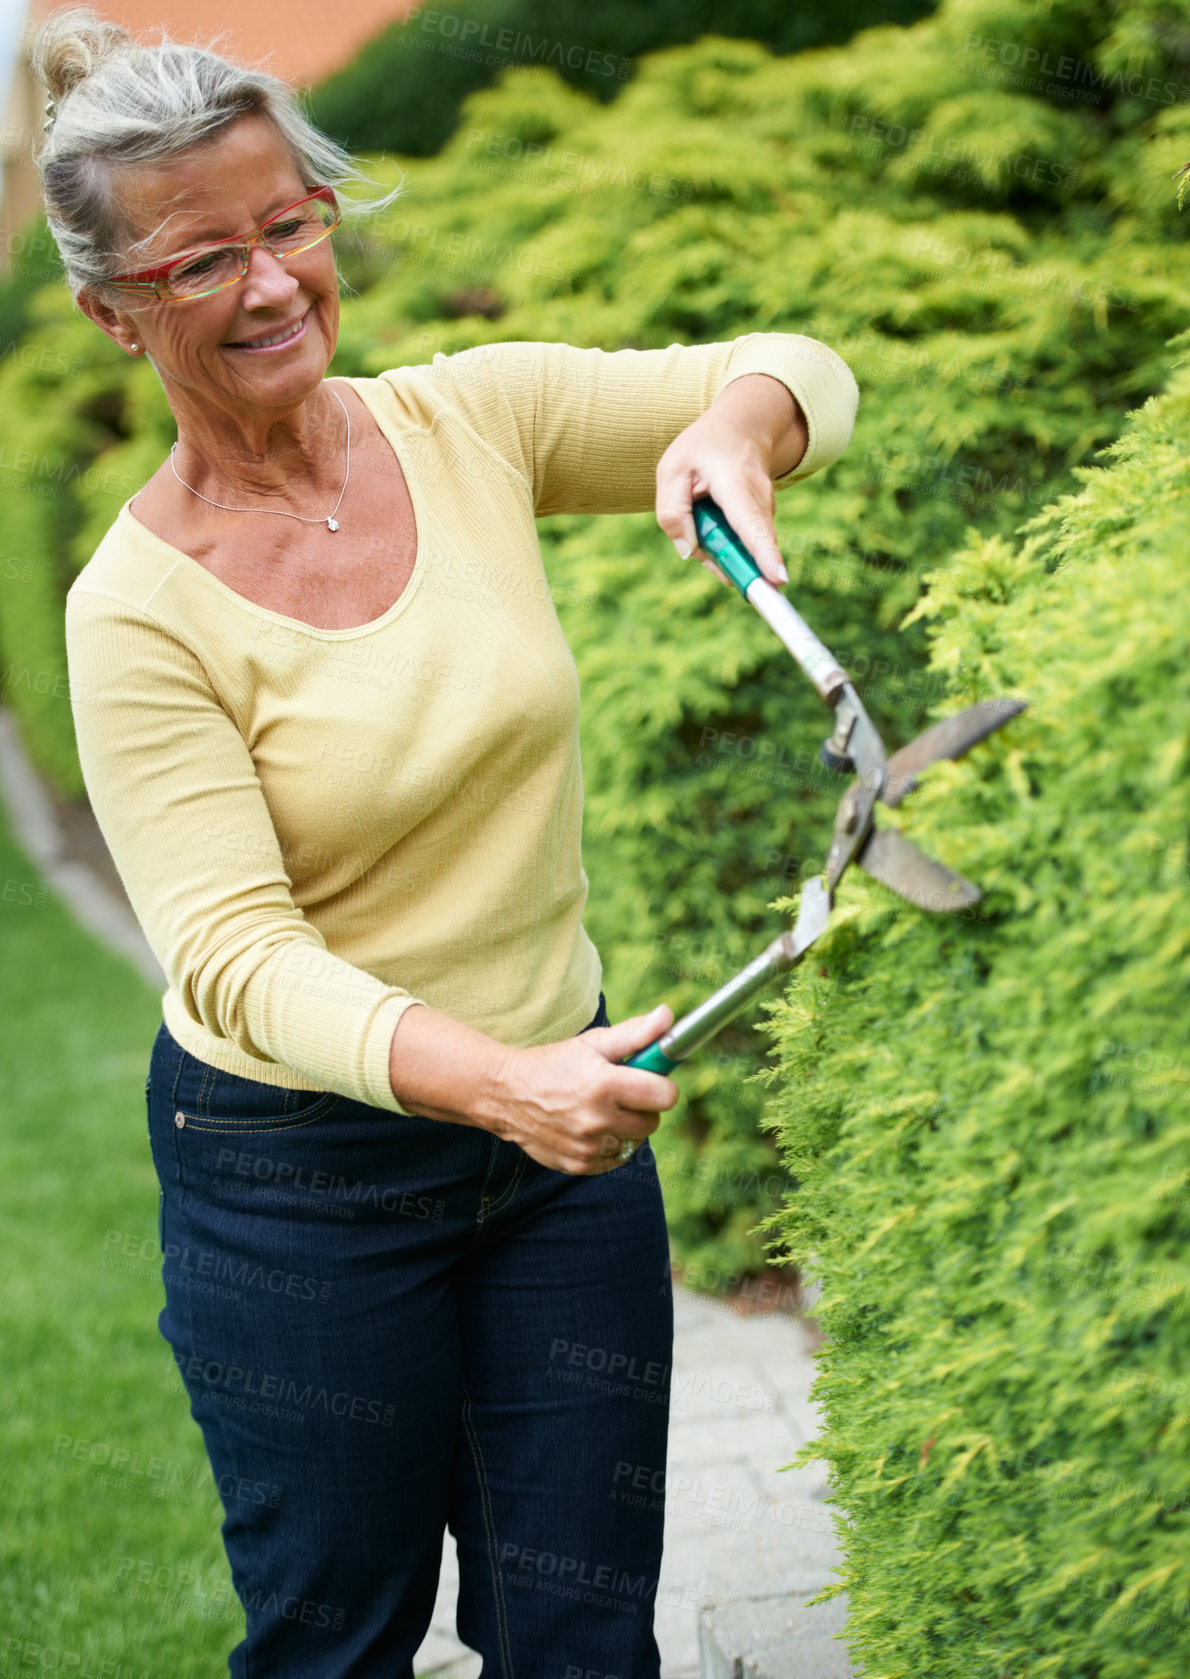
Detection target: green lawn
<box><xmin>0</xmin><ymin>803</ymin><xmax>245</xmax><ymax>1673</ymax></box>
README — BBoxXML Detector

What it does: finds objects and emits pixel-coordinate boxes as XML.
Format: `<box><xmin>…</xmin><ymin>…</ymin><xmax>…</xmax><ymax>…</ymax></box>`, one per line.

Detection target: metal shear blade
<box><xmin>856</xmin><ymin>827</ymin><xmax>980</xmax><ymax>912</ymax></box>
<box><xmin>881</xmin><ymin>699</ymin><xmax>1028</xmax><ymax>809</ymax></box>
<box><xmin>827</xmin><ymin>697</ymin><xmax>1026</xmax><ymax>913</ymax></box>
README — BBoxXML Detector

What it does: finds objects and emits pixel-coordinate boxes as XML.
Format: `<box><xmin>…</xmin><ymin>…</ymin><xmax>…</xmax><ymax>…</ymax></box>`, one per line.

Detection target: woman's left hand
<box><xmin>654</xmin><ymin>372</ymin><xmax>808</xmax><ymax>587</ymax></box>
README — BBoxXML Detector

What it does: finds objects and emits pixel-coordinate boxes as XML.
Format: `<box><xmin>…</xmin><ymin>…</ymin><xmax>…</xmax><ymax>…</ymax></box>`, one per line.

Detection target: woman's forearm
<box><xmin>387</xmin><ymin>1003</ymin><xmax>514</xmax><ymax>1130</ymax></box>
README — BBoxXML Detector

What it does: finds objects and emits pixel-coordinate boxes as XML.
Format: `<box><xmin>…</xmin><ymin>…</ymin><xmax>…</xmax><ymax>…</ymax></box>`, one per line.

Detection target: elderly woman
<box><xmin>37</xmin><ymin>9</ymin><xmax>858</xmax><ymax>1676</ymax></box>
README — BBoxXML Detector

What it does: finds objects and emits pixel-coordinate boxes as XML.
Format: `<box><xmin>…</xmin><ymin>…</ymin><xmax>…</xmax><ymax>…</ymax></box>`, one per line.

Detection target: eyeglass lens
<box><xmin>165</xmin><ymin>197</ymin><xmax>339</xmax><ymax>298</ymax></box>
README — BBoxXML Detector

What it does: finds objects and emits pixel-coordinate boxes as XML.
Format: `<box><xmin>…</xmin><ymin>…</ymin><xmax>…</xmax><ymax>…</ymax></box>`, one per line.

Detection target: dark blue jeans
<box><xmin>146</xmin><ymin>997</ymin><xmax>673</xmax><ymax>1678</ymax></box>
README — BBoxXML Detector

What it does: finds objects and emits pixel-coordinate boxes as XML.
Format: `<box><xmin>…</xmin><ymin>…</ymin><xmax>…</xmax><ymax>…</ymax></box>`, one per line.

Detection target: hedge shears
<box><xmin>627</xmin><ymin>497</ymin><xmax>1024</xmax><ymax>1075</ymax></box>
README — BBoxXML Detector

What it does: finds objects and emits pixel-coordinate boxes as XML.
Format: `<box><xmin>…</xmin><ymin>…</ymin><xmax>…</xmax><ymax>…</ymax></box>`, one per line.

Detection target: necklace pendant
<box><xmin>327</xmin><ymin>518</ymin><xmax>340</xmax><ymax>532</ymax></box>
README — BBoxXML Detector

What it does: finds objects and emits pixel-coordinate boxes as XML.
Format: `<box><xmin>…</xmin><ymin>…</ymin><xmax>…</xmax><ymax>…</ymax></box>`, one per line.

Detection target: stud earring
<box><xmin>130</xmin><ymin>342</ymin><xmax>140</xmax><ymax>354</ymax></box>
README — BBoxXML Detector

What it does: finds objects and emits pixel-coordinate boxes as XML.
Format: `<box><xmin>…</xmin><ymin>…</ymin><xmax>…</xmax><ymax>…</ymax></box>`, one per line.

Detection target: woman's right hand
<box><xmin>488</xmin><ymin>1005</ymin><xmax>679</xmax><ymax>1174</ymax></box>
<box><xmin>388</xmin><ymin>1002</ymin><xmax>679</xmax><ymax>1175</ymax></box>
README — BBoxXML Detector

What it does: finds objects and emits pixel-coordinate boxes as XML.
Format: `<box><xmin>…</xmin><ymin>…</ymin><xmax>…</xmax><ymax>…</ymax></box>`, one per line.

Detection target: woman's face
<box><xmin>84</xmin><ymin>113</ymin><xmax>340</xmax><ymax>428</ymax></box>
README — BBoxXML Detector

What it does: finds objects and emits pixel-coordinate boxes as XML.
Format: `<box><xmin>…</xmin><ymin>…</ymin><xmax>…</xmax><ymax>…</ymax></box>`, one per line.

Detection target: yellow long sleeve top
<box><xmin>64</xmin><ymin>335</ymin><xmax>858</xmax><ymax>1113</ymax></box>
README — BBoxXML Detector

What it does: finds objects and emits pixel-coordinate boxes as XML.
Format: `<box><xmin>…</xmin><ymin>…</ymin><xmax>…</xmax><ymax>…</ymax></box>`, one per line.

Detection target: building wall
<box><xmin>1</xmin><ymin>0</ymin><xmax>421</xmax><ymax>267</ymax></box>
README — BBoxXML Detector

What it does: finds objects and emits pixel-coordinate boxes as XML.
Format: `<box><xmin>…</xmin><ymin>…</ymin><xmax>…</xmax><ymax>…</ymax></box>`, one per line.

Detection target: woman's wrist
<box><xmin>388</xmin><ymin>1002</ymin><xmax>679</xmax><ymax>1175</ymax></box>
<box><xmin>387</xmin><ymin>1002</ymin><xmax>517</xmax><ymax>1133</ymax></box>
<box><xmin>710</xmin><ymin>372</ymin><xmax>808</xmax><ymax>479</ymax></box>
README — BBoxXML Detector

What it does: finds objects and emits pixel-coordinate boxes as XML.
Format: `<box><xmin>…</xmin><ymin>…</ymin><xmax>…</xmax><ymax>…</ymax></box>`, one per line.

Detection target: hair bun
<box><xmin>33</xmin><ymin>6</ymin><xmax>132</xmax><ymax>105</ymax></box>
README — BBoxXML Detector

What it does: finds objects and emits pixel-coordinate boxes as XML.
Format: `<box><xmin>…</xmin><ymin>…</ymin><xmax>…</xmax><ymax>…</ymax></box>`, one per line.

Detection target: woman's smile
<box><xmin>225</xmin><ymin>311</ymin><xmax>310</xmax><ymax>352</ymax></box>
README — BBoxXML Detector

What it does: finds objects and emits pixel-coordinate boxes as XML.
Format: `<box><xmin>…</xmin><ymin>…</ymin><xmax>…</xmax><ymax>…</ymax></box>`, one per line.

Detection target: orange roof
<box><xmin>31</xmin><ymin>0</ymin><xmax>421</xmax><ymax>88</ymax></box>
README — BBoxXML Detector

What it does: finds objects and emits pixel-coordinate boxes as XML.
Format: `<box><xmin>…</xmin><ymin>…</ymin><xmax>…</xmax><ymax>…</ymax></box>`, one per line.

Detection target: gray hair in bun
<box><xmin>33</xmin><ymin>7</ymin><xmax>394</xmax><ymax>299</ymax></box>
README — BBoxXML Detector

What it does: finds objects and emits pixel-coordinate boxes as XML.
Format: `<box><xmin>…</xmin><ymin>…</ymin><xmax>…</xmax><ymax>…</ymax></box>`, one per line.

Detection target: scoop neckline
<box><xmin>120</xmin><ymin>375</ymin><xmax>425</xmax><ymax>641</ymax></box>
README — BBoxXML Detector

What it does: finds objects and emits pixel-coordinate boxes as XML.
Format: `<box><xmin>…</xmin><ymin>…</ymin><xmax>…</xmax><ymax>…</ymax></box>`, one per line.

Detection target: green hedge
<box><xmin>1</xmin><ymin>0</ymin><xmax>1188</xmax><ymax>1274</ymax></box>
<box><xmin>764</xmin><ymin>342</ymin><xmax>1190</xmax><ymax>1676</ymax></box>
<box><xmin>309</xmin><ymin>0</ymin><xmax>939</xmax><ymax>157</ymax></box>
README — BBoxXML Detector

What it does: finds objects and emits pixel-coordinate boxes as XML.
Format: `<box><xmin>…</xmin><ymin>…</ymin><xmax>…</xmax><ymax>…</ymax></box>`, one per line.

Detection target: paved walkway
<box><xmin>0</xmin><ymin>711</ymin><xmax>164</xmax><ymax>988</ymax></box>
<box><xmin>413</xmin><ymin>1289</ymin><xmax>853</xmax><ymax>1678</ymax></box>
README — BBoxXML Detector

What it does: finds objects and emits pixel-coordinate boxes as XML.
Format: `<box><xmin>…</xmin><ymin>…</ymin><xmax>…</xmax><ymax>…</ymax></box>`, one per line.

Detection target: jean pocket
<box><xmin>171</xmin><ymin>1056</ymin><xmax>343</xmax><ymax>1137</ymax></box>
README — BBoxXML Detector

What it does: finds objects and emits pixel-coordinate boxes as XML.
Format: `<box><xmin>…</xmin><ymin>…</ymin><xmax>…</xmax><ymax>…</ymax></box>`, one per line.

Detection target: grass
<box><xmin>0</xmin><ymin>801</ymin><xmax>245</xmax><ymax>1673</ymax></box>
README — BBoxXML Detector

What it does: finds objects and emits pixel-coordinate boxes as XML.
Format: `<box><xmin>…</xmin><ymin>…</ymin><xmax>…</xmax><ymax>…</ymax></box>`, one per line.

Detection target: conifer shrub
<box><xmin>763</xmin><ymin>345</ymin><xmax>1190</xmax><ymax>1676</ymax></box>
<box><xmin>309</xmin><ymin>0</ymin><xmax>938</xmax><ymax>158</ymax></box>
<box><xmin>1</xmin><ymin>0</ymin><xmax>1187</xmax><ymax>1273</ymax></box>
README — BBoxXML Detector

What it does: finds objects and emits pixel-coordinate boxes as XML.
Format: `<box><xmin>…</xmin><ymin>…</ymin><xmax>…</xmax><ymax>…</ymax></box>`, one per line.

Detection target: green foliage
<box><xmin>763</xmin><ymin>343</ymin><xmax>1190</xmax><ymax>1676</ymax></box>
<box><xmin>1</xmin><ymin>0</ymin><xmax>1187</xmax><ymax>1273</ymax></box>
<box><xmin>0</xmin><ymin>217</ymin><xmax>62</xmax><ymax>350</ymax></box>
<box><xmin>0</xmin><ymin>283</ymin><xmax>175</xmax><ymax>794</ymax></box>
<box><xmin>309</xmin><ymin>0</ymin><xmax>939</xmax><ymax>157</ymax></box>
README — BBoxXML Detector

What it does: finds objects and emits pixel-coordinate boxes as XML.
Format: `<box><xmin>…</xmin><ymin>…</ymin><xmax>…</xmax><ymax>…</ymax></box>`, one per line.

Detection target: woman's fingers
<box><xmin>581</xmin><ymin>1002</ymin><xmax>673</xmax><ymax>1066</ymax></box>
<box><xmin>656</xmin><ymin>445</ymin><xmax>788</xmax><ymax>588</ymax></box>
<box><xmin>500</xmin><ymin>1010</ymin><xmax>681</xmax><ymax>1176</ymax></box>
<box><xmin>655</xmin><ymin>480</ymin><xmax>701</xmax><ymax>566</ymax></box>
<box><xmin>524</xmin><ymin>1108</ymin><xmax>659</xmax><ymax>1177</ymax></box>
<box><xmin>708</xmin><ymin>474</ymin><xmax>787</xmax><ymax>585</ymax></box>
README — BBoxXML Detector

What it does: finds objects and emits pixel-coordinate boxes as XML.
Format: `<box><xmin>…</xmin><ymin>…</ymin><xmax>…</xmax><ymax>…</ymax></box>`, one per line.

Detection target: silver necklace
<box><xmin>169</xmin><ymin>385</ymin><xmax>351</xmax><ymax>532</ymax></box>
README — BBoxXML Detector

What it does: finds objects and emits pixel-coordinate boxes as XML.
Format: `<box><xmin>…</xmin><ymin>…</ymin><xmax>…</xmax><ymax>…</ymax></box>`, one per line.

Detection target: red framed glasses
<box><xmin>107</xmin><ymin>188</ymin><xmax>341</xmax><ymax>303</ymax></box>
